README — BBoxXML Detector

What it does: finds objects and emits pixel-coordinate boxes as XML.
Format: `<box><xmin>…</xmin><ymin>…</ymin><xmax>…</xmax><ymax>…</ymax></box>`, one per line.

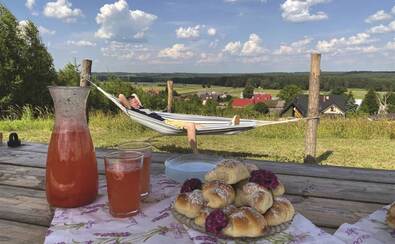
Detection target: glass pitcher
<box><xmin>46</xmin><ymin>86</ymin><xmax>98</xmax><ymax>208</ymax></box>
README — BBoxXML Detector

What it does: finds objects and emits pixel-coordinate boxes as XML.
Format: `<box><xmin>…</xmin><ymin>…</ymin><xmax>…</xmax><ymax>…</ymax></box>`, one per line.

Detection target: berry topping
<box><xmin>249</xmin><ymin>169</ymin><xmax>279</xmax><ymax>190</ymax></box>
<box><xmin>205</xmin><ymin>209</ymin><xmax>228</xmax><ymax>235</ymax></box>
<box><xmin>180</xmin><ymin>178</ymin><xmax>202</xmax><ymax>193</ymax></box>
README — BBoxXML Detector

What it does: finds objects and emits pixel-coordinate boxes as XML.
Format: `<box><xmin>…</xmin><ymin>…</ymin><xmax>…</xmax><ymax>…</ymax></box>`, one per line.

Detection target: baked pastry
<box><xmin>194</xmin><ymin>208</ymin><xmax>212</xmax><ymax>227</ymax></box>
<box><xmin>223</xmin><ymin>207</ymin><xmax>267</xmax><ymax>237</ymax></box>
<box><xmin>244</xmin><ymin>162</ymin><xmax>259</xmax><ymax>172</ymax></box>
<box><xmin>272</xmin><ymin>181</ymin><xmax>285</xmax><ymax>197</ymax></box>
<box><xmin>205</xmin><ymin>159</ymin><xmax>250</xmax><ymax>184</ymax></box>
<box><xmin>264</xmin><ymin>197</ymin><xmax>295</xmax><ymax>226</ymax></box>
<box><xmin>202</xmin><ymin>180</ymin><xmax>235</xmax><ymax>208</ymax></box>
<box><xmin>235</xmin><ymin>182</ymin><xmax>273</xmax><ymax>214</ymax></box>
<box><xmin>387</xmin><ymin>203</ymin><xmax>395</xmax><ymax>229</ymax></box>
<box><xmin>174</xmin><ymin>189</ymin><xmax>204</xmax><ymax>218</ymax></box>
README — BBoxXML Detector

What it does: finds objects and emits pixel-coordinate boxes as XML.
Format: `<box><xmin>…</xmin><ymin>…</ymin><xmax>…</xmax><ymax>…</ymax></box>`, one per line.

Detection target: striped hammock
<box><xmin>89</xmin><ymin>81</ymin><xmax>300</xmax><ymax>135</ymax></box>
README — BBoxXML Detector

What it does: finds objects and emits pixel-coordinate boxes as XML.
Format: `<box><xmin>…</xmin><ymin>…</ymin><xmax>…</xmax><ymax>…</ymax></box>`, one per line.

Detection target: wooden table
<box><xmin>1</xmin><ymin>143</ymin><xmax>394</xmax><ymax>243</ymax></box>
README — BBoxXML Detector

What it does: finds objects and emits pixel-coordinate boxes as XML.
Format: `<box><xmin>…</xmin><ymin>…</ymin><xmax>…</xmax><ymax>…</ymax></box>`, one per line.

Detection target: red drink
<box><xmin>118</xmin><ymin>142</ymin><xmax>152</xmax><ymax>196</ymax></box>
<box><xmin>46</xmin><ymin>129</ymin><xmax>98</xmax><ymax>208</ymax></box>
<box><xmin>105</xmin><ymin>151</ymin><xmax>144</xmax><ymax>218</ymax></box>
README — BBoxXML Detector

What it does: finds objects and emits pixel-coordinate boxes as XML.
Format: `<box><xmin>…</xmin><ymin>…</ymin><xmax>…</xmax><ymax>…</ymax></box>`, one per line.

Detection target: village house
<box><xmin>198</xmin><ymin>91</ymin><xmax>227</xmax><ymax>105</ymax></box>
<box><xmin>280</xmin><ymin>95</ymin><xmax>346</xmax><ymax>118</ymax></box>
<box><xmin>232</xmin><ymin>93</ymin><xmax>272</xmax><ymax>108</ymax></box>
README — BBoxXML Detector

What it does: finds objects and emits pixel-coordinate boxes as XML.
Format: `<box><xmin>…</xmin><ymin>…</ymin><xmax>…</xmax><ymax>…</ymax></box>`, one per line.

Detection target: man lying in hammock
<box><xmin>118</xmin><ymin>94</ymin><xmax>199</xmax><ymax>153</ymax></box>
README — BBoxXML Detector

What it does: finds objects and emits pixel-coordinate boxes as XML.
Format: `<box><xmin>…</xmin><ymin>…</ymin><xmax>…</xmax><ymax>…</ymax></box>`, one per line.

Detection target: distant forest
<box><xmin>94</xmin><ymin>72</ymin><xmax>395</xmax><ymax>91</ymax></box>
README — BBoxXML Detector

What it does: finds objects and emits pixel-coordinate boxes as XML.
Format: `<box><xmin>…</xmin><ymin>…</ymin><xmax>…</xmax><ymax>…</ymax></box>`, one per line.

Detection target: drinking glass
<box><xmin>118</xmin><ymin>142</ymin><xmax>152</xmax><ymax>197</ymax></box>
<box><xmin>104</xmin><ymin>151</ymin><xmax>144</xmax><ymax>218</ymax></box>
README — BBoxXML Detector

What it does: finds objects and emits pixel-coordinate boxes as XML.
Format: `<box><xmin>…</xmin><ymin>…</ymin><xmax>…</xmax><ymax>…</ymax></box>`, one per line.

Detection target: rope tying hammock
<box><xmin>88</xmin><ymin>80</ymin><xmax>302</xmax><ymax>135</ymax></box>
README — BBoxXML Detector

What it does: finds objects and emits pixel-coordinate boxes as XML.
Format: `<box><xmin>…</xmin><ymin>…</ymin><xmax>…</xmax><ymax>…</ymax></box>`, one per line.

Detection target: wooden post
<box><xmin>167</xmin><ymin>80</ymin><xmax>174</xmax><ymax>113</ymax></box>
<box><xmin>304</xmin><ymin>53</ymin><xmax>321</xmax><ymax>164</ymax></box>
<box><xmin>80</xmin><ymin>59</ymin><xmax>92</xmax><ymax>87</ymax></box>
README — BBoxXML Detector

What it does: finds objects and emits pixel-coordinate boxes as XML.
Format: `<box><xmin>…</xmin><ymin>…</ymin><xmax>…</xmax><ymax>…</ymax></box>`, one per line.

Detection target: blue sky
<box><xmin>3</xmin><ymin>0</ymin><xmax>395</xmax><ymax>72</ymax></box>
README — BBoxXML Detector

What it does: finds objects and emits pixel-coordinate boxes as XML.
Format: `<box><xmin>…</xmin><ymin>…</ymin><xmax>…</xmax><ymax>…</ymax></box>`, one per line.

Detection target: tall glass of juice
<box><xmin>104</xmin><ymin>151</ymin><xmax>144</xmax><ymax>218</ymax></box>
<box><xmin>118</xmin><ymin>142</ymin><xmax>152</xmax><ymax>197</ymax></box>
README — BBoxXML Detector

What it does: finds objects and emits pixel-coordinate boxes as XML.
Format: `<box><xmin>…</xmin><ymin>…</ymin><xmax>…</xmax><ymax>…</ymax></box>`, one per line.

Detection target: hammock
<box><xmin>89</xmin><ymin>81</ymin><xmax>300</xmax><ymax>135</ymax></box>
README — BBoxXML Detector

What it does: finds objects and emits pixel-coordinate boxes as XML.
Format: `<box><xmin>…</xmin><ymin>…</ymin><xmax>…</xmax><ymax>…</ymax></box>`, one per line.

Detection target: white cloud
<box><xmin>198</xmin><ymin>52</ymin><xmax>223</xmax><ymax>63</ymax></box>
<box><xmin>223</xmin><ymin>41</ymin><xmax>242</xmax><ymax>55</ymax></box>
<box><xmin>207</xmin><ymin>27</ymin><xmax>217</xmax><ymax>36</ymax></box>
<box><xmin>223</xmin><ymin>33</ymin><xmax>266</xmax><ymax>56</ymax></box>
<box><xmin>274</xmin><ymin>36</ymin><xmax>312</xmax><ymax>55</ymax></box>
<box><xmin>281</xmin><ymin>0</ymin><xmax>329</xmax><ymax>23</ymax></box>
<box><xmin>43</xmin><ymin>0</ymin><xmax>83</xmax><ymax>23</ymax></box>
<box><xmin>38</xmin><ymin>26</ymin><xmax>56</xmax><ymax>35</ymax></box>
<box><xmin>315</xmin><ymin>32</ymin><xmax>373</xmax><ymax>53</ymax></box>
<box><xmin>365</xmin><ymin>10</ymin><xmax>392</xmax><ymax>24</ymax></box>
<box><xmin>25</xmin><ymin>0</ymin><xmax>35</xmax><ymax>10</ymax></box>
<box><xmin>241</xmin><ymin>33</ymin><xmax>265</xmax><ymax>56</ymax></box>
<box><xmin>95</xmin><ymin>0</ymin><xmax>157</xmax><ymax>41</ymax></box>
<box><xmin>386</xmin><ymin>39</ymin><xmax>395</xmax><ymax>50</ymax></box>
<box><xmin>67</xmin><ymin>40</ymin><xmax>96</xmax><ymax>47</ymax></box>
<box><xmin>176</xmin><ymin>25</ymin><xmax>201</xmax><ymax>39</ymax></box>
<box><xmin>158</xmin><ymin>44</ymin><xmax>194</xmax><ymax>59</ymax></box>
<box><xmin>368</xmin><ymin>21</ymin><xmax>395</xmax><ymax>34</ymax></box>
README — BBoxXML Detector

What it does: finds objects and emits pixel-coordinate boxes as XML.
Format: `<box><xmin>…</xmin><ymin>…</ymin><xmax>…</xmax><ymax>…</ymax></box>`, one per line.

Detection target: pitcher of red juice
<box><xmin>46</xmin><ymin>86</ymin><xmax>98</xmax><ymax>208</ymax></box>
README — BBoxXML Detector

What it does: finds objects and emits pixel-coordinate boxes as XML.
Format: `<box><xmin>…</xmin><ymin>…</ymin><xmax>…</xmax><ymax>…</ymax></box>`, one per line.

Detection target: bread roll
<box><xmin>194</xmin><ymin>208</ymin><xmax>211</xmax><ymax>227</ymax></box>
<box><xmin>205</xmin><ymin>159</ymin><xmax>250</xmax><ymax>184</ymax></box>
<box><xmin>202</xmin><ymin>181</ymin><xmax>235</xmax><ymax>208</ymax></box>
<box><xmin>174</xmin><ymin>190</ymin><xmax>204</xmax><ymax>218</ymax></box>
<box><xmin>387</xmin><ymin>203</ymin><xmax>395</xmax><ymax>229</ymax></box>
<box><xmin>235</xmin><ymin>182</ymin><xmax>273</xmax><ymax>214</ymax></box>
<box><xmin>223</xmin><ymin>207</ymin><xmax>267</xmax><ymax>237</ymax></box>
<box><xmin>264</xmin><ymin>197</ymin><xmax>295</xmax><ymax>226</ymax></box>
<box><xmin>272</xmin><ymin>181</ymin><xmax>285</xmax><ymax>197</ymax></box>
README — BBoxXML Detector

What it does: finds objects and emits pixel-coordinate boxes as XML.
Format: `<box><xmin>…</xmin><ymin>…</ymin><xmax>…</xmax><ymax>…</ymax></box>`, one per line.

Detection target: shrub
<box><xmin>253</xmin><ymin>103</ymin><xmax>269</xmax><ymax>114</ymax></box>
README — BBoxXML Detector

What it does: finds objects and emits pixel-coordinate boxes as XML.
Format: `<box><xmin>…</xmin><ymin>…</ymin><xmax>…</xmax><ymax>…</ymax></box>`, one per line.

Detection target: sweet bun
<box><xmin>235</xmin><ymin>182</ymin><xmax>273</xmax><ymax>214</ymax></box>
<box><xmin>244</xmin><ymin>162</ymin><xmax>259</xmax><ymax>173</ymax></box>
<box><xmin>272</xmin><ymin>181</ymin><xmax>285</xmax><ymax>197</ymax></box>
<box><xmin>194</xmin><ymin>208</ymin><xmax>212</xmax><ymax>227</ymax></box>
<box><xmin>223</xmin><ymin>207</ymin><xmax>267</xmax><ymax>237</ymax></box>
<box><xmin>202</xmin><ymin>181</ymin><xmax>235</xmax><ymax>208</ymax></box>
<box><xmin>174</xmin><ymin>189</ymin><xmax>204</xmax><ymax>218</ymax></box>
<box><xmin>205</xmin><ymin>159</ymin><xmax>250</xmax><ymax>184</ymax></box>
<box><xmin>264</xmin><ymin>197</ymin><xmax>295</xmax><ymax>226</ymax></box>
<box><xmin>387</xmin><ymin>203</ymin><xmax>395</xmax><ymax>229</ymax></box>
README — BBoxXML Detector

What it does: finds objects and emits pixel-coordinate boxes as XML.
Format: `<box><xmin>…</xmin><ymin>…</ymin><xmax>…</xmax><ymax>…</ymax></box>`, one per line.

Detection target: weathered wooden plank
<box><xmin>0</xmin><ymin>219</ymin><xmax>47</xmax><ymax>244</ymax></box>
<box><xmin>1</xmin><ymin>163</ymin><xmax>394</xmax><ymax>205</ymax></box>
<box><xmin>0</xmin><ymin>185</ymin><xmax>52</xmax><ymax>226</ymax></box>
<box><xmin>6</xmin><ymin>144</ymin><xmax>395</xmax><ymax>184</ymax></box>
<box><xmin>0</xmin><ymin>184</ymin><xmax>384</xmax><ymax>229</ymax></box>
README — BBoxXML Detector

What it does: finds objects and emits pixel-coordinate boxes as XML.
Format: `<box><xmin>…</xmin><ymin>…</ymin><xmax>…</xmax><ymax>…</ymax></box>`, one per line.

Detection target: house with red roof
<box><xmin>232</xmin><ymin>93</ymin><xmax>272</xmax><ymax>108</ymax></box>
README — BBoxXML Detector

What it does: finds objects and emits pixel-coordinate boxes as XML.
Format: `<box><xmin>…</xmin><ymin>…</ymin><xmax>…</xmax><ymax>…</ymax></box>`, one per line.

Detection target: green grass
<box><xmin>1</xmin><ymin>111</ymin><xmax>395</xmax><ymax>170</ymax></box>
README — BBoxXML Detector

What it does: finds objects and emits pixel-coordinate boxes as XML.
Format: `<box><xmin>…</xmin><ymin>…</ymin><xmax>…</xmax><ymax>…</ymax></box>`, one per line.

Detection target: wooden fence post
<box><xmin>80</xmin><ymin>59</ymin><xmax>92</xmax><ymax>87</ymax></box>
<box><xmin>304</xmin><ymin>53</ymin><xmax>321</xmax><ymax>164</ymax></box>
<box><xmin>80</xmin><ymin>59</ymin><xmax>92</xmax><ymax>123</ymax></box>
<box><xmin>167</xmin><ymin>80</ymin><xmax>174</xmax><ymax>113</ymax></box>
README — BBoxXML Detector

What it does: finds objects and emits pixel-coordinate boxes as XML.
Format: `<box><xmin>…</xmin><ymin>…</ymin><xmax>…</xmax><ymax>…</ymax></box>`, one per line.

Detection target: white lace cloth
<box><xmin>44</xmin><ymin>174</ymin><xmax>343</xmax><ymax>244</ymax></box>
<box><xmin>334</xmin><ymin>202</ymin><xmax>395</xmax><ymax>244</ymax></box>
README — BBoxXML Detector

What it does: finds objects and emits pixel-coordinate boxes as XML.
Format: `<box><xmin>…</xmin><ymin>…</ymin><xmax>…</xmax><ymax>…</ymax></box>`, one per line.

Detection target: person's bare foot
<box><xmin>232</xmin><ymin>115</ymin><xmax>240</xmax><ymax>126</ymax></box>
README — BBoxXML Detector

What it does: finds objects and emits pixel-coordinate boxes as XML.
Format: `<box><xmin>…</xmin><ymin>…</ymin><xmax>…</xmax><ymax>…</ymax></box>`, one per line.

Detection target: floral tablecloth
<box><xmin>334</xmin><ymin>202</ymin><xmax>395</xmax><ymax>244</ymax></box>
<box><xmin>45</xmin><ymin>174</ymin><xmax>343</xmax><ymax>244</ymax></box>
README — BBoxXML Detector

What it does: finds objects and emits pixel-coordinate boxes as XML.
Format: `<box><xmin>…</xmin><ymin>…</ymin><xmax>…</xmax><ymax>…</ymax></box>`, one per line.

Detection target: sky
<box><xmin>3</xmin><ymin>0</ymin><xmax>395</xmax><ymax>73</ymax></box>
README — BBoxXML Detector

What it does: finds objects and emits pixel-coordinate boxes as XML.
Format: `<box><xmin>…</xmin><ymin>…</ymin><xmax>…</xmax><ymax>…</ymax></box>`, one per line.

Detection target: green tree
<box><xmin>386</xmin><ymin>92</ymin><xmax>395</xmax><ymax>113</ymax></box>
<box><xmin>253</xmin><ymin>102</ymin><xmax>269</xmax><ymax>114</ymax></box>
<box><xmin>0</xmin><ymin>4</ymin><xmax>24</xmax><ymax>112</ymax></box>
<box><xmin>242</xmin><ymin>86</ymin><xmax>254</xmax><ymax>99</ymax></box>
<box><xmin>17</xmin><ymin>20</ymin><xmax>57</xmax><ymax>106</ymax></box>
<box><xmin>345</xmin><ymin>91</ymin><xmax>358</xmax><ymax>113</ymax></box>
<box><xmin>278</xmin><ymin>85</ymin><xmax>302</xmax><ymax>103</ymax></box>
<box><xmin>57</xmin><ymin>62</ymin><xmax>80</xmax><ymax>86</ymax></box>
<box><xmin>330</xmin><ymin>87</ymin><xmax>347</xmax><ymax>96</ymax></box>
<box><xmin>359</xmin><ymin>88</ymin><xmax>379</xmax><ymax>115</ymax></box>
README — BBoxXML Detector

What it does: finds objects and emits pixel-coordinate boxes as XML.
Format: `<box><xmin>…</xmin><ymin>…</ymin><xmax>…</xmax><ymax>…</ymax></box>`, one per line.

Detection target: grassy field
<box><xmin>1</xmin><ymin>112</ymin><xmax>395</xmax><ymax>170</ymax></box>
<box><xmin>135</xmin><ymin>82</ymin><xmax>382</xmax><ymax>99</ymax></box>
